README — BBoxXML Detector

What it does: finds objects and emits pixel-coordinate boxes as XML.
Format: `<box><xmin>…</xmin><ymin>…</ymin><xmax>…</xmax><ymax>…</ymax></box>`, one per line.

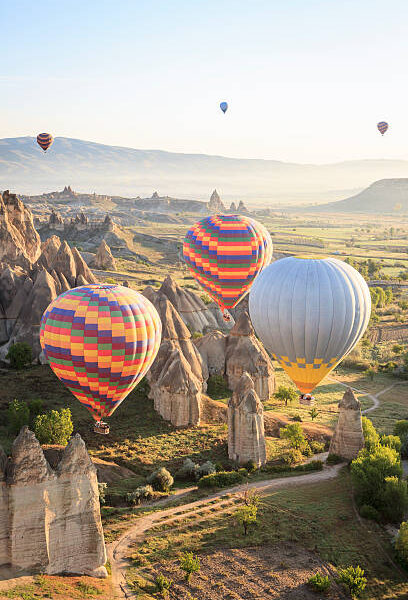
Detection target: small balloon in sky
<box><xmin>220</xmin><ymin>101</ymin><xmax>228</xmax><ymax>114</ymax></box>
<box><xmin>37</xmin><ymin>133</ymin><xmax>54</xmax><ymax>152</ymax></box>
<box><xmin>377</xmin><ymin>121</ymin><xmax>388</xmax><ymax>135</ymax></box>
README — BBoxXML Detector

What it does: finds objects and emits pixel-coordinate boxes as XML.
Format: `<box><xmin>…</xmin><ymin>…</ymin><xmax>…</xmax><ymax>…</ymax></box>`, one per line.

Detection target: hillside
<box><xmin>2</xmin><ymin>137</ymin><xmax>408</xmax><ymax>203</ymax></box>
<box><xmin>308</xmin><ymin>178</ymin><xmax>408</xmax><ymax>213</ymax></box>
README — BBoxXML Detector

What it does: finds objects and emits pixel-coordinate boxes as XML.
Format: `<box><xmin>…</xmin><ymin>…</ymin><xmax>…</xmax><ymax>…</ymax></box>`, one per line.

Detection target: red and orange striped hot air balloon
<box><xmin>183</xmin><ymin>214</ymin><xmax>272</xmax><ymax>320</ymax></box>
<box><xmin>40</xmin><ymin>285</ymin><xmax>161</xmax><ymax>433</ymax></box>
<box><xmin>36</xmin><ymin>132</ymin><xmax>54</xmax><ymax>152</ymax></box>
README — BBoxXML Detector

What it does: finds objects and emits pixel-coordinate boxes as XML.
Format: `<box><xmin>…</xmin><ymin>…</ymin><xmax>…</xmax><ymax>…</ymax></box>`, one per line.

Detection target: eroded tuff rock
<box><xmin>92</xmin><ymin>240</ymin><xmax>117</xmax><ymax>271</ymax></box>
<box><xmin>0</xmin><ymin>191</ymin><xmax>41</xmax><ymax>268</ymax></box>
<box><xmin>228</xmin><ymin>373</ymin><xmax>266</xmax><ymax>466</ymax></box>
<box><xmin>195</xmin><ymin>330</ymin><xmax>227</xmax><ymax>376</ymax></box>
<box><xmin>143</xmin><ymin>286</ymin><xmax>206</xmax><ymax>426</ymax></box>
<box><xmin>208</xmin><ymin>189</ymin><xmax>225</xmax><ymax>213</ymax></box>
<box><xmin>329</xmin><ymin>388</ymin><xmax>365</xmax><ymax>460</ymax></box>
<box><xmin>4</xmin><ymin>428</ymin><xmax>106</xmax><ymax>577</ymax></box>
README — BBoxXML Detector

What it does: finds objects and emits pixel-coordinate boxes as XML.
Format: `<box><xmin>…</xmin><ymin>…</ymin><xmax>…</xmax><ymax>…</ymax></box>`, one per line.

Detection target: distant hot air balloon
<box><xmin>40</xmin><ymin>285</ymin><xmax>161</xmax><ymax>433</ymax></box>
<box><xmin>249</xmin><ymin>257</ymin><xmax>371</xmax><ymax>395</ymax></box>
<box><xmin>377</xmin><ymin>121</ymin><xmax>388</xmax><ymax>135</ymax></box>
<box><xmin>220</xmin><ymin>101</ymin><xmax>228</xmax><ymax>114</ymax></box>
<box><xmin>183</xmin><ymin>214</ymin><xmax>272</xmax><ymax>319</ymax></box>
<box><xmin>37</xmin><ymin>133</ymin><xmax>54</xmax><ymax>152</ymax></box>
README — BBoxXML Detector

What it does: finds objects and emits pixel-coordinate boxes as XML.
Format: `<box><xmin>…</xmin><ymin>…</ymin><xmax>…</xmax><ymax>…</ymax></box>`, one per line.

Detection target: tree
<box><xmin>236</xmin><ymin>504</ymin><xmax>258</xmax><ymax>535</ymax></box>
<box><xmin>8</xmin><ymin>399</ymin><xmax>30</xmax><ymax>435</ymax></box>
<box><xmin>280</xmin><ymin>423</ymin><xmax>305</xmax><ymax>450</ymax></box>
<box><xmin>309</xmin><ymin>407</ymin><xmax>319</xmax><ymax>421</ymax></box>
<box><xmin>351</xmin><ymin>445</ymin><xmax>402</xmax><ymax>510</ymax></box>
<box><xmin>337</xmin><ymin>566</ymin><xmax>367</xmax><ymax>598</ymax></box>
<box><xmin>364</xmin><ymin>366</ymin><xmax>376</xmax><ymax>382</ymax></box>
<box><xmin>274</xmin><ymin>385</ymin><xmax>298</xmax><ymax>407</ymax></box>
<box><xmin>396</xmin><ymin>521</ymin><xmax>408</xmax><ymax>567</ymax></box>
<box><xmin>147</xmin><ymin>467</ymin><xmax>174</xmax><ymax>492</ymax></box>
<box><xmin>392</xmin><ymin>344</ymin><xmax>404</xmax><ymax>355</ymax></box>
<box><xmin>6</xmin><ymin>342</ymin><xmax>32</xmax><ymax>370</ymax></box>
<box><xmin>179</xmin><ymin>552</ymin><xmax>200</xmax><ymax>583</ymax></box>
<box><xmin>382</xmin><ymin>476</ymin><xmax>408</xmax><ymax>523</ymax></box>
<box><xmin>361</xmin><ymin>416</ymin><xmax>379</xmax><ymax>451</ymax></box>
<box><xmin>34</xmin><ymin>408</ymin><xmax>73</xmax><ymax>445</ymax></box>
<box><xmin>394</xmin><ymin>420</ymin><xmax>408</xmax><ymax>440</ymax></box>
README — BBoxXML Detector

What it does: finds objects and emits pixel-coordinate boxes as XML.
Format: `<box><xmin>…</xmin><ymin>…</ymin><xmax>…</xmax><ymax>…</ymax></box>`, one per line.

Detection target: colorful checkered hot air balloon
<box><xmin>40</xmin><ymin>285</ymin><xmax>161</xmax><ymax>432</ymax></box>
<box><xmin>183</xmin><ymin>214</ymin><xmax>272</xmax><ymax>319</ymax></box>
<box><xmin>36</xmin><ymin>133</ymin><xmax>54</xmax><ymax>152</ymax></box>
<box><xmin>377</xmin><ymin>121</ymin><xmax>388</xmax><ymax>135</ymax></box>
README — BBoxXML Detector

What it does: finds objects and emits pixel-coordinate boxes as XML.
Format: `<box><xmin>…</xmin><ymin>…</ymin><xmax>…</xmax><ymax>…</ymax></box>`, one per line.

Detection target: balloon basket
<box><xmin>299</xmin><ymin>394</ymin><xmax>315</xmax><ymax>406</ymax></box>
<box><xmin>222</xmin><ymin>309</ymin><xmax>232</xmax><ymax>323</ymax></box>
<box><xmin>94</xmin><ymin>421</ymin><xmax>110</xmax><ymax>435</ymax></box>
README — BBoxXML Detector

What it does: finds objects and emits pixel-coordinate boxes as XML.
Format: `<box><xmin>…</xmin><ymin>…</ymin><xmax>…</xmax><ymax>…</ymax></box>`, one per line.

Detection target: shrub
<box><xmin>126</xmin><ymin>485</ymin><xmax>154</xmax><ymax>506</ymax></box>
<box><xmin>307</xmin><ymin>572</ymin><xmax>331</xmax><ymax>593</ymax></box>
<box><xmin>34</xmin><ymin>408</ymin><xmax>73</xmax><ymax>445</ymax></box>
<box><xmin>28</xmin><ymin>398</ymin><xmax>44</xmax><ymax>418</ymax></box>
<box><xmin>401</xmin><ymin>435</ymin><xmax>408</xmax><ymax>459</ymax></box>
<box><xmin>293</xmin><ymin>460</ymin><xmax>323</xmax><ymax>472</ymax></box>
<box><xmin>179</xmin><ymin>552</ymin><xmax>200</xmax><ymax>583</ymax></box>
<box><xmin>359</xmin><ymin>504</ymin><xmax>381</xmax><ymax>522</ymax></box>
<box><xmin>244</xmin><ymin>459</ymin><xmax>258</xmax><ymax>473</ymax></box>
<box><xmin>292</xmin><ymin>415</ymin><xmax>303</xmax><ymax>422</ymax></box>
<box><xmin>351</xmin><ymin>445</ymin><xmax>402</xmax><ymax>512</ymax></box>
<box><xmin>310</xmin><ymin>440</ymin><xmax>325</xmax><ymax>454</ymax></box>
<box><xmin>238</xmin><ymin>467</ymin><xmax>248</xmax><ymax>477</ymax></box>
<box><xmin>155</xmin><ymin>573</ymin><xmax>173</xmax><ymax>597</ymax></box>
<box><xmin>326</xmin><ymin>453</ymin><xmax>344</xmax><ymax>465</ymax></box>
<box><xmin>309</xmin><ymin>407</ymin><xmax>319</xmax><ymax>421</ymax></box>
<box><xmin>195</xmin><ymin>460</ymin><xmax>216</xmax><ymax>480</ymax></box>
<box><xmin>191</xmin><ymin>331</ymin><xmax>202</xmax><ymax>340</ymax></box>
<box><xmin>380</xmin><ymin>434</ymin><xmax>401</xmax><ymax>453</ymax></box>
<box><xmin>236</xmin><ymin>504</ymin><xmax>258</xmax><ymax>535</ymax></box>
<box><xmin>6</xmin><ymin>342</ymin><xmax>32</xmax><ymax>370</ymax></box>
<box><xmin>280</xmin><ymin>423</ymin><xmax>305</xmax><ymax>450</ymax></box>
<box><xmin>175</xmin><ymin>458</ymin><xmax>198</xmax><ymax>481</ymax></box>
<box><xmin>8</xmin><ymin>399</ymin><xmax>30</xmax><ymax>435</ymax></box>
<box><xmin>198</xmin><ymin>470</ymin><xmax>243</xmax><ymax>488</ymax></box>
<box><xmin>301</xmin><ymin>442</ymin><xmax>313</xmax><ymax>457</ymax></box>
<box><xmin>382</xmin><ymin>477</ymin><xmax>408</xmax><ymax>523</ymax></box>
<box><xmin>394</xmin><ymin>420</ymin><xmax>408</xmax><ymax>440</ymax></box>
<box><xmin>274</xmin><ymin>385</ymin><xmax>298</xmax><ymax>406</ymax></box>
<box><xmin>98</xmin><ymin>482</ymin><xmax>107</xmax><ymax>505</ymax></box>
<box><xmin>361</xmin><ymin>416</ymin><xmax>379</xmax><ymax>450</ymax></box>
<box><xmin>283</xmin><ymin>448</ymin><xmax>303</xmax><ymax>465</ymax></box>
<box><xmin>206</xmin><ymin>375</ymin><xmax>231</xmax><ymax>400</ymax></box>
<box><xmin>337</xmin><ymin>565</ymin><xmax>367</xmax><ymax>597</ymax></box>
<box><xmin>147</xmin><ymin>467</ymin><xmax>174</xmax><ymax>492</ymax></box>
<box><xmin>200</xmin><ymin>293</ymin><xmax>212</xmax><ymax>305</ymax></box>
<box><xmin>396</xmin><ymin>521</ymin><xmax>408</xmax><ymax>567</ymax></box>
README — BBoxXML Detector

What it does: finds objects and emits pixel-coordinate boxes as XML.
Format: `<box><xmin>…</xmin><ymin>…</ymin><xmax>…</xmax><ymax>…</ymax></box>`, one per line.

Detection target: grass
<box><xmin>126</xmin><ymin>471</ymin><xmax>408</xmax><ymax>600</ymax></box>
<box><xmin>1</xmin><ymin>573</ymin><xmax>113</xmax><ymax>599</ymax></box>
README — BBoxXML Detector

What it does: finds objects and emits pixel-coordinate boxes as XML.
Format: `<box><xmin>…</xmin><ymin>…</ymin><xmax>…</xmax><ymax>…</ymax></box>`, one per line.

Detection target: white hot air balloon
<box><xmin>249</xmin><ymin>256</ymin><xmax>371</xmax><ymax>395</ymax></box>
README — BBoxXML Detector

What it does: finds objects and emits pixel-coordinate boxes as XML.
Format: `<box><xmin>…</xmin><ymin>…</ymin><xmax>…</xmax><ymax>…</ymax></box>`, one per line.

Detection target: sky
<box><xmin>1</xmin><ymin>0</ymin><xmax>408</xmax><ymax>163</ymax></box>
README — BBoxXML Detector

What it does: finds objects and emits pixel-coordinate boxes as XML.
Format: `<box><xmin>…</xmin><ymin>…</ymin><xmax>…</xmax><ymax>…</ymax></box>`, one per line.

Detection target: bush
<box><xmin>8</xmin><ymin>399</ymin><xmax>29</xmax><ymax>435</ymax></box>
<box><xmin>337</xmin><ymin>565</ymin><xmax>367</xmax><ymax>597</ymax></box>
<box><xmin>380</xmin><ymin>434</ymin><xmax>402</xmax><ymax>453</ymax></box>
<box><xmin>351</xmin><ymin>445</ymin><xmax>402</xmax><ymax>513</ymax></box>
<box><xmin>310</xmin><ymin>440</ymin><xmax>325</xmax><ymax>454</ymax></box>
<box><xmin>301</xmin><ymin>442</ymin><xmax>313</xmax><ymax>457</ymax></box>
<box><xmin>292</xmin><ymin>415</ymin><xmax>303</xmax><ymax>422</ymax></box>
<box><xmin>206</xmin><ymin>375</ymin><xmax>231</xmax><ymax>400</ymax></box>
<box><xmin>244</xmin><ymin>459</ymin><xmax>258</xmax><ymax>473</ymax></box>
<box><xmin>359</xmin><ymin>504</ymin><xmax>381</xmax><ymax>522</ymax></box>
<box><xmin>396</xmin><ymin>521</ymin><xmax>408</xmax><ymax>567</ymax></box>
<box><xmin>28</xmin><ymin>398</ymin><xmax>44</xmax><ymax>418</ymax></box>
<box><xmin>179</xmin><ymin>552</ymin><xmax>200</xmax><ymax>583</ymax></box>
<box><xmin>401</xmin><ymin>436</ymin><xmax>408</xmax><ymax>459</ymax></box>
<box><xmin>155</xmin><ymin>573</ymin><xmax>173</xmax><ymax>597</ymax></box>
<box><xmin>236</xmin><ymin>504</ymin><xmax>258</xmax><ymax>535</ymax></box>
<box><xmin>126</xmin><ymin>485</ymin><xmax>154</xmax><ymax>506</ymax></box>
<box><xmin>307</xmin><ymin>572</ymin><xmax>331</xmax><ymax>593</ymax></box>
<box><xmin>195</xmin><ymin>460</ymin><xmax>216</xmax><ymax>480</ymax></box>
<box><xmin>6</xmin><ymin>342</ymin><xmax>32</xmax><ymax>370</ymax></box>
<box><xmin>283</xmin><ymin>448</ymin><xmax>303</xmax><ymax>465</ymax></box>
<box><xmin>394</xmin><ymin>420</ymin><xmax>408</xmax><ymax>440</ymax></box>
<box><xmin>382</xmin><ymin>477</ymin><xmax>408</xmax><ymax>523</ymax></box>
<box><xmin>280</xmin><ymin>423</ymin><xmax>305</xmax><ymax>450</ymax></box>
<box><xmin>98</xmin><ymin>482</ymin><xmax>107</xmax><ymax>505</ymax></box>
<box><xmin>33</xmin><ymin>408</ymin><xmax>73</xmax><ymax>445</ymax></box>
<box><xmin>362</xmin><ymin>416</ymin><xmax>380</xmax><ymax>450</ymax></box>
<box><xmin>327</xmin><ymin>453</ymin><xmax>344</xmax><ymax>465</ymax></box>
<box><xmin>200</xmin><ymin>293</ymin><xmax>212</xmax><ymax>305</ymax></box>
<box><xmin>198</xmin><ymin>470</ymin><xmax>244</xmax><ymax>488</ymax></box>
<box><xmin>175</xmin><ymin>458</ymin><xmax>198</xmax><ymax>481</ymax></box>
<box><xmin>191</xmin><ymin>331</ymin><xmax>202</xmax><ymax>340</ymax></box>
<box><xmin>238</xmin><ymin>467</ymin><xmax>248</xmax><ymax>477</ymax></box>
<box><xmin>147</xmin><ymin>467</ymin><xmax>174</xmax><ymax>492</ymax></box>
<box><xmin>293</xmin><ymin>460</ymin><xmax>323</xmax><ymax>472</ymax></box>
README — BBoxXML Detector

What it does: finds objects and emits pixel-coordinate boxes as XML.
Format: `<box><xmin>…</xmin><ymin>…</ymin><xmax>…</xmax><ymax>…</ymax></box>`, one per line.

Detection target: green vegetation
<box><xmin>147</xmin><ymin>467</ymin><xmax>174</xmax><ymax>492</ymax></box>
<box><xmin>34</xmin><ymin>407</ymin><xmax>74</xmax><ymax>445</ymax></box>
<box><xmin>155</xmin><ymin>573</ymin><xmax>173</xmax><ymax>597</ymax></box>
<box><xmin>396</xmin><ymin>521</ymin><xmax>408</xmax><ymax>568</ymax></box>
<box><xmin>179</xmin><ymin>551</ymin><xmax>200</xmax><ymax>583</ymax></box>
<box><xmin>307</xmin><ymin>572</ymin><xmax>331</xmax><ymax>593</ymax></box>
<box><xmin>280</xmin><ymin>422</ymin><xmax>305</xmax><ymax>450</ymax></box>
<box><xmin>337</xmin><ymin>565</ymin><xmax>367</xmax><ymax>598</ymax></box>
<box><xmin>198</xmin><ymin>470</ymin><xmax>244</xmax><ymax>488</ymax></box>
<box><xmin>7</xmin><ymin>399</ymin><xmax>30</xmax><ymax>435</ymax></box>
<box><xmin>236</xmin><ymin>503</ymin><xmax>258</xmax><ymax>535</ymax></box>
<box><xmin>206</xmin><ymin>375</ymin><xmax>231</xmax><ymax>402</ymax></box>
<box><xmin>6</xmin><ymin>341</ymin><xmax>32</xmax><ymax>370</ymax></box>
<box><xmin>274</xmin><ymin>384</ymin><xmax>298</xmax><ymax>406</ymax></box>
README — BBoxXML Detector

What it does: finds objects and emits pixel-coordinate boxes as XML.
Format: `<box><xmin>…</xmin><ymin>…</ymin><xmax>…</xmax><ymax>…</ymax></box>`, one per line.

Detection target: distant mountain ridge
<box><xmin>308</xmin><ymin>179</ymin><xmax>408</xmax><ymax>213</ymax></box>
<box><xmin>1</xmin><ymin>136</ymin><xmax>408</xmax><ymax>204</ymax></box>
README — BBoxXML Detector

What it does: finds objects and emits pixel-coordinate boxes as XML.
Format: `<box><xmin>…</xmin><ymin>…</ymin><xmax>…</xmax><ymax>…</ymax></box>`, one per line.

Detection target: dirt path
<box><xmin>108</xmin><ymin>462</ymin><xmax>343</xmax><ymax>599</ymax></box>
<box><xmin>328</xmin><ymin>377</ymin><xmax>404</xmax><ymax>414</ymax></box>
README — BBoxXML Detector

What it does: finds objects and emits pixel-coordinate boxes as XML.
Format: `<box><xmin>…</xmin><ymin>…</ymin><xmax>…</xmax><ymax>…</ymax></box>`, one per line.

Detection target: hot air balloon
<box><xmin>249</xmin><ymin>256</ymin><xmax>371</xmax><ymax>396</ymax></box>
<box><xmin>183</xmin><ymin>214</ymin><xmax>272</xmax><ymax>320</ymax></box>
<box><xmin>220</xmin><ymin>101</ymin><xmax>228</xmax><ymax>114</ymax></box>
<box><xmin>40</xmin><ymin>284</ymin><xmax>161</xmax><ymax>433</ymax></box>
<box><xmin>377</xmin><ymin>121</ymin><xmax>388</xmax><ymax>135</ymax></box>
<box><xmin>37</xmin><ymin>133</ymin><xmax>54</xmax><ymax>152</ymax></box>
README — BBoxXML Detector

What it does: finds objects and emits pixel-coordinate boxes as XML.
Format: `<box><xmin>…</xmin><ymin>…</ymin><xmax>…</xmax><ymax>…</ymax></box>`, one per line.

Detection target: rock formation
<box><xmin>92</xmin><ymin>240</ymin><xmax>117</xmax><ymax>270</ymax></box>
<box><xmin>228</xmin><ymin>373</ymin><xmax>266</xmax><ymax>466</ymax></box>
<box><xmin>229</xmin><ymin>201</ymin><xmax>237</xmax><ymax>212</ymax></box>
<box><xmin>225</xmin><ymin>311</ymin><xmax>275</xmax><ymax>401</ymax></box>
<box><xmin>1</xmin><ymin>428</ymin><xmax>106</xmax><ymax>577</ymax></box>
<box><xmin>195</xmin><ymin>330</ymin><xmax>227</xmax><ymax>376</ymax></box>
<box><xmin>208</xmin><ymin>189</ymin><xmax>225</xmax><ymax>213</ymax></box>
<box><xmin>237</xmin><ymin>200</ymin><xmax>249</xmax><ymax>213</ymax></box>
<box><xmin>0</xmin><ymin>190</ymin><xmax>41</xmax><ymax>269</ymax></box>
<box><xmin>143</xmin><ymin>286</ymin><xmax>207</xmax><ymax>426</ymax></box>
<box><xmin>329</xmin><ymin>388</ymin><xmax>365</xmax><ymax>460</ymax></box>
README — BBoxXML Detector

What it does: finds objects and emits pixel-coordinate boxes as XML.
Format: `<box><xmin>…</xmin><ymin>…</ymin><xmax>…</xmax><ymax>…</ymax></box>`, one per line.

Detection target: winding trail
<box><xmin>328</xmin><ymin>377</ymin><xmax>404</xmax><ymax>414</ymax></box>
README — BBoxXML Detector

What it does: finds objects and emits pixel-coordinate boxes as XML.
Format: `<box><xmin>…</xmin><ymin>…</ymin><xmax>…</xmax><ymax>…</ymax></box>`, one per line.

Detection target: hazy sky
<box><xmin>1</xmin><ymin>0</ymin><xmax>408</xmax><ymax>163</ymax></box>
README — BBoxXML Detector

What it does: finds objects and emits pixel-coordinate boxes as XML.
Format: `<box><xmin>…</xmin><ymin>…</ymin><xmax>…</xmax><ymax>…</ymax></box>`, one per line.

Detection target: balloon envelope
<box><xmin>220</xmin><ymin>101</ymin><xmax>228</xmax><ymax>113</ymax></box>
<box><xmin>249</xmin><ymin>256</ymin><xmax>371</xmax><ymax>394</ymax></box>
<box><xmin>40</xmin><ymin>285</ymin><xmax>161</xmax><ymax>421</ymax></box>
<box><xmin>37</xmin><ymin>133</ymin><xmax>54</xmax><ymax>152</ymax></box>
<box><xmin>183</xmin><ymin>214</ymin><xmax>272</xmax><ymax>311</ymax></box>
<box><xmin>377</xmin><ymin>121</ymin><xmax>388</xmax><ymax>135</ymax></box>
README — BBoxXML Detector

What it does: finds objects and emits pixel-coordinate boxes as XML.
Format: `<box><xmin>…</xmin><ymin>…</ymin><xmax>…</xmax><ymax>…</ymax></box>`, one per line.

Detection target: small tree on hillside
<box><xmin>309</xmin><ymin>407</ymin><xmax>319</xmax><ymax>421</ymax></box>
<box><xmin>236</xmin><ymin>504</ymin><xmax>258</xmax><ymax>535</ymax></box>
<box><xmin>6</xmin><ymin>342</ymin><xmax>32</xmax><ymax>370</ymax></box>
<box><xmin>280</xmin><ymin>423</ymin><xmax>305</xmax><ymax>450</ymax></box>
<box><xmin>274</xmin><ymin>385</ymin><xmax>298</xmax><ymax>407</ymax></box>
<box><xmin>8</xmin><ymin>399</ymin><xmax>30</xmax><ymax>435</ymax></box>
<box><xmin>34</xmin><ymin>408</ymin><xmax>73</xmax><ymax>445</ymax></box>
<box><xmin>361</xmin><ymin>416</ymin><xmax>380</xmax><ymax>451</ymax></box>
<box><xmin>179</xmin><ymin>552</ymin><xmax>200</xmax><ymax>583</ymax></box>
